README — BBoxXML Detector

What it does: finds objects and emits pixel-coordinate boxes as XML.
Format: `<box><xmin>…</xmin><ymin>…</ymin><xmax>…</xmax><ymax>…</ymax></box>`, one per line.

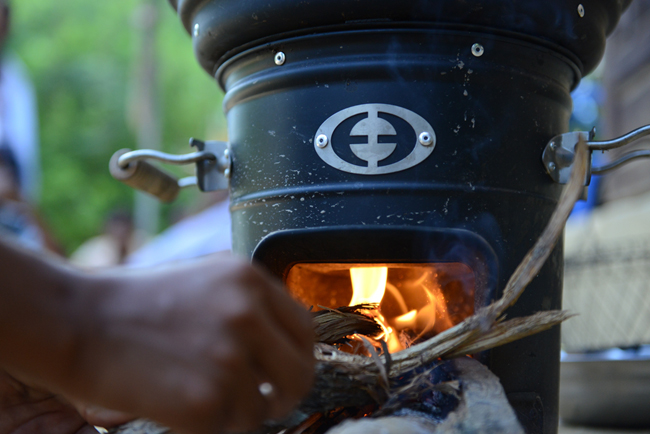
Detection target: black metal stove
<box><xmin>110</xmin><ymin>2</ymin><xmax>638</xmax><ymax>432</ymax></box>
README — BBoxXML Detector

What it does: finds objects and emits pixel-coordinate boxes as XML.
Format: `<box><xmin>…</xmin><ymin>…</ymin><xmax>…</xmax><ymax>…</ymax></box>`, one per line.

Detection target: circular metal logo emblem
<box><xmin>314</xmin><ymin>103</ymin><xmax>436</xmax><ymax>175</ymax></box>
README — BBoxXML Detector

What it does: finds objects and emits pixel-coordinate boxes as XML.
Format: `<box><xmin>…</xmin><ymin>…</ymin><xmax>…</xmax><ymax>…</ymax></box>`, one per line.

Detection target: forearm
<box><xmin>0</xmin><ymin>237</ymin><xmax>93</xmax><ymax>391</ymax></box>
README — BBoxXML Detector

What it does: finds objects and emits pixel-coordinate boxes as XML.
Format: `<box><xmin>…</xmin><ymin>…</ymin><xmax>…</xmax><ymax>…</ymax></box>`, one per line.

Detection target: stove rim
<box><xmin>214</xmin><ymin>24</ymin><xmax>584</xmax><ymax>92</ymax></box>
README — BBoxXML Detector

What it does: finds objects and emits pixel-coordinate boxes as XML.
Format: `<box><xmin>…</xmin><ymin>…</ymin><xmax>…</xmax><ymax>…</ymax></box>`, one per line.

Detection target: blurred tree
<box><xmin>8</xmin><ymin>0</ymin><xmax>225</xmax><ymax>253</ymax></box>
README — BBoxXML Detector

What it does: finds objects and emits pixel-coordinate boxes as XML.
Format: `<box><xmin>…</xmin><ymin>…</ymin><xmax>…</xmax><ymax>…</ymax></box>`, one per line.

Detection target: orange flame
<box><xmin>349</xmin><ymin>267</ymin><xmax>388</xmax><ymax>305</ymax></box>
<box><xmin>348</xmin><ymin>267</ymin><xmax>450</xmax><ymax>354</ymax></box>
<box><xmin>393</xmin><ymin>309</ymin><xmax>417</xmax><ymax>329</ymax></box>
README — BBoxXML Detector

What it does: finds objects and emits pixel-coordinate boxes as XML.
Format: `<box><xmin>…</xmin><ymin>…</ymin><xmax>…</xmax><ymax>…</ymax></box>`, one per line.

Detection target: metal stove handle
<box><xmin>542</xmin><ymin>125</ymin><xmax>650</xmax><ymax>185</ymax></box>
<box><xmin>109</xmin><ymin>138</ymin><xmax>231</xmax><ymax>202</ymax></box>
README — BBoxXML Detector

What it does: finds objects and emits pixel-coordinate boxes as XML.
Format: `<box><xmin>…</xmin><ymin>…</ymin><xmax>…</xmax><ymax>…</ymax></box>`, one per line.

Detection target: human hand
<box><xmin>0</xmin><ymin>368</ymin><xmax>132</xmax><ymax>434</ymax></box>
<box><xmin>54</xmin><ymin>254</ymin><xmax>315</xmax><ymax>434</ymax></box>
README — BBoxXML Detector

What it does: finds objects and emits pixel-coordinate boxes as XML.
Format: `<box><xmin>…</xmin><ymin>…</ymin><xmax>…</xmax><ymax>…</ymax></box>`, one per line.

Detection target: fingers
<box><xmin>176</xmin><ymin>331</ymin><xmax>270</xmax><ymax>434</ymax></box>
<box><xmin>245</xmin><ymin>308</ymin><xmax>315</xmax><ymax>420</ymax></box>
<box><xmin>72</xmin><ymin>402</ymin><xmax>134</xmax><ymax>428</ymax></box>
<box><xmin>248</xmin><ymin>263</ymin><xmax>315</xmax><ymax>352</ymax></box>
<box><xmin>66</xmin><ymin>254</ymin><xmax>316</xmax><ymax>434</ymax></box>
<box><xmin>193</xmin><ymin>255</ymin><xmax>314</xmax><ymax>353</ymax></box>
<box><xmin>219</xmin><ymin>356</ymin><xmax>269</xmax><ymax>432</ymax></box>
<box><xmin>203</xmin><ymin>259</ymin><xmax>314</xmax><ymax>428</ymax></box>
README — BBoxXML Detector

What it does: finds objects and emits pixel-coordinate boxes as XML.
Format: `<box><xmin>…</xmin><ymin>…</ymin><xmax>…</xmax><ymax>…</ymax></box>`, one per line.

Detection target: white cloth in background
<box><xmin>69</xmin><ymin>232</ymin><xmax>146</xmax><ymax>268</ymax></box>
<box><xmin>127</xmin><ymin>199</ymin><xmax>232</xmax><ymax>267</ymax></box>
<box><xmin>0</xmin><ymin>55</ymin><xmax>40</xmax><ymax>202</ymax></box>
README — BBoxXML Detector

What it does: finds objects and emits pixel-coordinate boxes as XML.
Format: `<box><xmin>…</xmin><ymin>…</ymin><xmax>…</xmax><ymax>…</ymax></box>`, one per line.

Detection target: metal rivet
<box><xmin>193</xmin><ymin>23</ymin><xmax>200</xmax><ymax>37</ymax></box>
<box><xmin>274</xmin><ymin>52</ymin><xmax>286</xmax><ymax>66</ymax></box>
<box><xmin>224</xmin><ymin>149</ymin><xmax>230</xmax><ymax>157</ymax></box>
<box><xmin>316</xmin><ymin>134</ymin><xmax>329</xmax><ymax>148</ymax></box>
<box><xmin>471</xmin><ymin>43</ymin><xmax>484</xmax><ymax>57</ymax></box>
<box><xmin>549</xmin><ymin>142</ymin><xmax>557</xmax><ymax>150</ymax></box>
<box><xmin>548</xmin><ymin>162</ymin><xmax>556</xmax><ymax>171</ymax></box>
<box><xmin>577</xmin><ymin>4</ymin><xmax>585</xmax><ymax>17</ymax></box>
<box><xmin>419</xmin><ymin>132</ymin><xmax>433</xmax><ymax>146</ymax></box>
<box><xmin>224</xmin><ymin>168</ymin><xmax>231</xmax><ymax>178</ymax></box>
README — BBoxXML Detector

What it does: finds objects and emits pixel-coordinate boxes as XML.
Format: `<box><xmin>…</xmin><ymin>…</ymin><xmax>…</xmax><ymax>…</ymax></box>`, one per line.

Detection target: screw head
<box><xmin>577</xmin><ymin>4</ymin><xmax>585</xmax><ymax>17</ymax></box>
<box><xmin>419</xmin><ymin>132</ymin><xmax>434</xmax><ymax>146</ymax></box>
<box><xmin>316</xmin><ymin>134</ymin><xmax>329</xmax><ymax>148</ymax></box>
<box><xmin>471</xmin><ymin>43</ymin><xmax>484</xmax><ymax>57</ymax></box>
<box><xmin>193</xmin><ymin>23</ymin><xmax>200</xmax><ymax>37</ymax></box>
<box><xmin>274</xmin><ymin>52</ymin><xmax>286</xmax><ymax>66</ymax></box>
<box><xmin>548</xmin><ymin>162</ymin><xmax>556</xmax><ymax>171</ymax></box>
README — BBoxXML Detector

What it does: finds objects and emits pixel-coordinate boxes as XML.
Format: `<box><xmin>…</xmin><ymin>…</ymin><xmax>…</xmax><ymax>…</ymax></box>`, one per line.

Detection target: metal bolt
<box><xmin>274</xmin><ymin>52</ymin><xmax>286</xmax><ymax>66</ymax></box>
<box><xmin>316</xmin><ymin>134</ymin><xmax>329</xmax><ymax>148</ymax></box>
<box><xmin>577</xmin><ymin>4</ymin><xmax>585</xmax><ymax>17</ymax></box>
<box><xmin>418</xmin><ymin>132</ymin><xmax>434</xmax><ymax>146</ymax></box>
<box><xmin>471</xmin><ymin>43</ymin><xmax>484</xmax><ymax>57</ymax></box>
<box><xmin>193</xmin><ymin>23</ymin><xmax>200</xmax><ymax>37</ymax></box>
<box><xmin>548</xmin><ymin>162</ymin><xmax>556</xmax><ymax>171</ymax></box>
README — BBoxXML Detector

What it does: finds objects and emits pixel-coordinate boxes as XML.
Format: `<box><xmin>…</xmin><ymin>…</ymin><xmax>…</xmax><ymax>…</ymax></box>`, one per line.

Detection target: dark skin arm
<box><xmin>0</xmin><ymin>238</ymin><xmax>315</xmax><ymax>434</ymax></box>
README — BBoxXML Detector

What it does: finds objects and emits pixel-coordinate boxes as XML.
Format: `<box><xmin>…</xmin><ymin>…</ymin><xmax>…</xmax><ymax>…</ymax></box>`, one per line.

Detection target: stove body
<box><xmin>169</xmin><ymin>2</ymin><xmax>631</xmax><ymax>432</ymax></box>
<box><xmin>226</xmin><ymin>29</ymin><xmax>568</xmax><ymax>433</ymax></box>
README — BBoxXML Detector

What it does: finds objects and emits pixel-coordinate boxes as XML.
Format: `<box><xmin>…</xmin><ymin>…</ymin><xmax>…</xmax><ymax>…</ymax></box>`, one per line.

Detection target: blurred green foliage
<box><xmin>8</xmin><ymin>0</ymin><xmax>225</xmax><ymax>254</ymax></box>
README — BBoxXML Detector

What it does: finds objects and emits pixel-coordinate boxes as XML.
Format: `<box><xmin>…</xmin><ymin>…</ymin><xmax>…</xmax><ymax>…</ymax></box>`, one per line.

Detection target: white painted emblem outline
<box><xmin>314</xmin><ymin>103</ymin><xmax>436</xmax><ymax>175</ymax></box>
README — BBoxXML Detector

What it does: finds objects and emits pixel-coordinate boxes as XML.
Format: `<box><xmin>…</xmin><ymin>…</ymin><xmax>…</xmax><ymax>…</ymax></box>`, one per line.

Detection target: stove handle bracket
<box><xmin>109</xmin><ymin>138</ymin><xmax>230</xmax><ymax>202</ymax></box>
<box><xmin>542</xmin><ymin>125</ymin><xmax>650</xmax><ymax>185</ymax></box>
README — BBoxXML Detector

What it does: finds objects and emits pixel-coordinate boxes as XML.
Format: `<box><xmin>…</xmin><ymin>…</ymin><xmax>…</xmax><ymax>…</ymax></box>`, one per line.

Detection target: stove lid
<box><xmin>169</xmin><ymin>0</ymin><xmax>631</xmax><ymax>77</ymax></box>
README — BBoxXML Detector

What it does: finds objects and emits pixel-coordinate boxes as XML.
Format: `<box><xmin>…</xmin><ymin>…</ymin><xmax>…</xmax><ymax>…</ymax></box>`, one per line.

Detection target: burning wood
<box><xmin>110</xmin><ymin>139</ymin><xmax>588</xmax><ymax>434</ymax></box>
<box><xmin>312</xmin><ymin>304</ymin><xmax>383</xmax><ymax>345</ymax></box>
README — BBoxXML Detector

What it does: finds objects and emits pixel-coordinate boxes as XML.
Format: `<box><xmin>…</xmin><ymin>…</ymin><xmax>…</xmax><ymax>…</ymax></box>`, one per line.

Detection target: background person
<box><xmin>0</xmin><ymin>0</ymin><xmax>40</xmax><ymax>204</ymax></box>
<box><xmin>71</xmin><ymin>210</ymin><xmax>145</xmax><ymax>268</ymax></box>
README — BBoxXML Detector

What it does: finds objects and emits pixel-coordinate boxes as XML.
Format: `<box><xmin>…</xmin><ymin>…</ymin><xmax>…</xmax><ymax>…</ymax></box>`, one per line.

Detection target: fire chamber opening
<box><xmin>286</xmin><ymin>263</ymin><xmax>475</xmax><ymax>352</ymax></box>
